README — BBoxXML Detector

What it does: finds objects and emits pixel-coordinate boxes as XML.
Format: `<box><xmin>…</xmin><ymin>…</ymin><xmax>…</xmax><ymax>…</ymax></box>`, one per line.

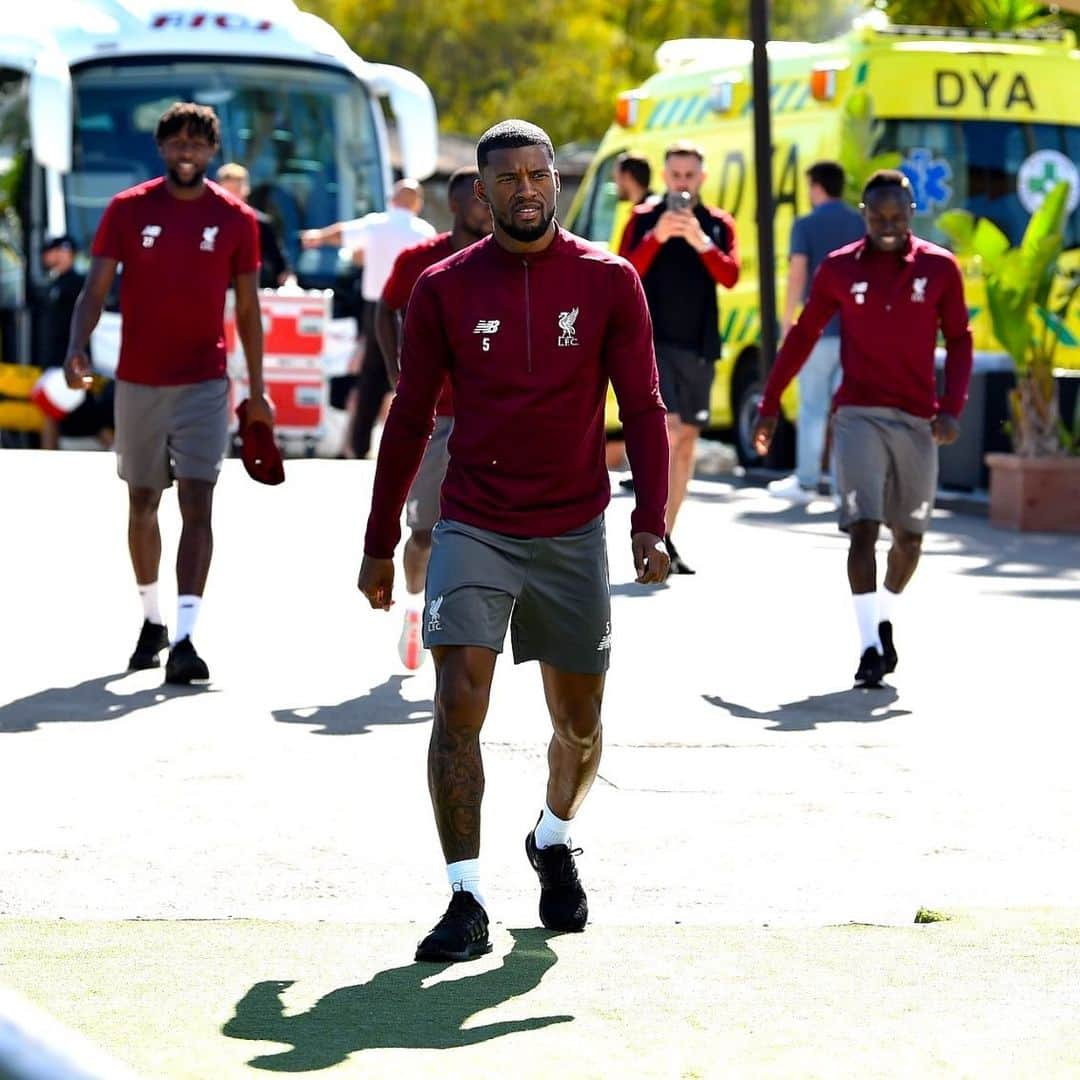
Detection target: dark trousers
<box><xmin>352</xmin><ymin>300</ymin><xmax>390</xmax><ymax>459</ymax></box>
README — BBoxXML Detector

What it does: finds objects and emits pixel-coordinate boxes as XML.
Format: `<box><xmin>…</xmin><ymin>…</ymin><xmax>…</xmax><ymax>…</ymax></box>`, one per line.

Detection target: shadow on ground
<box><xmin>272</xmin><ymin>675</ymin><xmax>432</xmax><ymax>736</ymax></box>
<box><xmin>222</xmin><ymin>928</ymin><xmax>571</xmax><ymax>1070</ymax></box>
<box><xmin>704</xmin><ymin>685</ymin><xmax>910</xmax><ymax>732</ymax></box>
<box><xmin>0</xmin><ymin>673</ymin><xmax>212</xmax><ymax>734</ymax></box>
<box><xmin>610</xmin><ymin>580</ymin><xmax>670</xmax><ymax>598</ymax></box>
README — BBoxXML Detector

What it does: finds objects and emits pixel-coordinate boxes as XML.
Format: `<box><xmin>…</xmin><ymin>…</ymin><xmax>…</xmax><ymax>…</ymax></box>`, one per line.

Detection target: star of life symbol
<box><xmin>473</xmin><ymin>319</ymin><xmax>501</xmax><ymax>334</ymax></box>
<box><xmin>141</xmin><ymin>225</ymin><xmax>162</xmax><ymax>248</ymax></box>
<box><xmin>597</xmin><ymin>620</ymin><xmax>612</xmax><ymax>651</ymax></box>
<box><xmin>911</xmin><ymin>277</ymin><xmax>928</xmax><ymax>303</ymax></box>
<box><xmin>200</xmin><ymin>226</ymin><xmax>219</xmax><ymax>252</ymax></box>
<box><xmin>851</xmin><ymin>282</ymin><xmax>868</xmax><ymax>305</ymax></box>
<box><xmin>900</xmin><ymin>148</ymin><xmax>953</xmax><ymax>213</ymax></box>
<box><xmin>427</xmin><ymin>595</ymin><xmax>444</xmax><ymax>633</ymax></box>
<box><xmin>557</xmin><ymin>307</ymin><xmax>579</xmax><ymax>347</ymax></box>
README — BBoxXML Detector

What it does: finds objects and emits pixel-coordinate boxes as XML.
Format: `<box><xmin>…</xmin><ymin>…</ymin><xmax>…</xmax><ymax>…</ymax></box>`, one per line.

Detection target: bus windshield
<box><xmin>882</xmin><ymin>118</ymin><xmax>1080</xmax><ymax>250</ymax></box>
<box><xmin>64</xmin><ymin>59</ymin><xmax>384</xmax><ymax>270</ymax></box>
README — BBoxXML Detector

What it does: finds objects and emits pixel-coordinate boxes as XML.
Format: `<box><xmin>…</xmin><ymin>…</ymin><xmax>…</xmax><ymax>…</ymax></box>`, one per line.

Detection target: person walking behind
<box><xmin>38</xmin><ymin>235</ymin><xmax>114</xmax><ymax>450</ymax></box>
<box><xmin>302</xmin><ymin>180</ymin><xmax>435</xmax><ymax>458</ymax></box>
<box><xmin>614</xmin><ymin>153</ymin><xmax>654</xmax><ymax>207</ymax></box>
<box><xmin>215</xmin><ymin>163</ymin><xmax>290</xmax><ymax>288</ymax></box>
<box><xmin>752</xmin><ymin>170</ymin><xmax>972</xmax><ymax>687</ymax></box>
<box><xmin>768</xmin><ymin>161</ymin><xmax>864</xmax><ymax>502</ymax></box>
<box><xmin>358</xmin><ymin>120</ymin><xmax>670</xmax><ymax>962</ymax></box>
<box><xmin>620</xmin><ymin>142</ymin><xmax>739</xmax><ymax>574</ymax></box>
<box><xmin>373</xmin><ymin>167</ymin><xmax>492</xmax><ymax>671</ymax></box>
<box><xmin>65</xmin><ymin>102</ymin><xmax>272</xmax><ymax>683</ymax></box>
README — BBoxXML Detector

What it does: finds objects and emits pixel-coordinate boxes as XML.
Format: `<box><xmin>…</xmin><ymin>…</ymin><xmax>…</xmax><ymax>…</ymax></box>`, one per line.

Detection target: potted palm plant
<box><xmin>938</xmin><ymin>181</ymin><xmax>1080</xmax><ymax>532</ymax></box>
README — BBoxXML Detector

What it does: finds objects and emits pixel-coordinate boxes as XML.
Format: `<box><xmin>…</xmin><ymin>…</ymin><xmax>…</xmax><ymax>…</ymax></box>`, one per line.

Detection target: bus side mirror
<box><xmin>30</xmin><ymin>47</ymin><xmax>72</xmax><ymax>174</ymax></box>
<box><xmin>370</xmin><ymin>63</ymin><xmax>437</xmax><ymax>181</ymax></box>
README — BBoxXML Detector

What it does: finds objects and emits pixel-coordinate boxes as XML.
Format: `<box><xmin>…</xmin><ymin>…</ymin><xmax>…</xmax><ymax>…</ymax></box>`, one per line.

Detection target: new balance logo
<box><xmin>597</xmin><ymin>621</ymin><xmax>612</xmax><ymax>651</ymax></box>
<box><xmin>473</xmin><ymin>320</ymin><xmax>501</xmax><ymax>334</ymax></box>
<box><xmin>141</xmin><ymin>225</ymin><xmax>162</xmax><ymax>248</ymax></box>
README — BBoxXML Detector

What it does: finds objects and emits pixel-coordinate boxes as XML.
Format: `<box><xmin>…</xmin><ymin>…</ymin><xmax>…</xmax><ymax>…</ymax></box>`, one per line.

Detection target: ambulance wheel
<box><xmin>732</xmin><ymin>359</ymin><xmax>794</xmax><ymax>470</ymax></box>
<box><xmin>732</xmin><ymin>361</ymin><xmax>764</xmax><ymax>467</ymax></box>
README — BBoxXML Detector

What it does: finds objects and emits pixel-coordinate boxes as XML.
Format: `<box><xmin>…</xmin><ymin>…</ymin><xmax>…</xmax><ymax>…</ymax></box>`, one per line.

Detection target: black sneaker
<box><xmin>664</xmin><ymin>534</ymin><xmax>696</xmax><ymax>576</ymax></box>
<box><xmin>879</xmin><ymin>621</ymin><xmax>898</xmax><ymax>674</ymax></box>
<box><xmin>525</xmin><ymin>819</ymin><xmax>588</xmax><ymax>932</ymax></box>
<box><xmin>164</xmin><ymin>637</ymin><xmax>210</xmax><ymax>685</ymax></box>
<box><xmin>854</xmin><ymin>646</ymin><xmax>886</xmax><ymax>688</ymax></box>
<box><xmin>415</xmin><ymin>889</ymin><xmax>492</xmax><ymax>962</ymax></box>
<box><xmin>128</xmin><ymin>620</ymin><xmax>169</xmax><ymax>670</ymax></box>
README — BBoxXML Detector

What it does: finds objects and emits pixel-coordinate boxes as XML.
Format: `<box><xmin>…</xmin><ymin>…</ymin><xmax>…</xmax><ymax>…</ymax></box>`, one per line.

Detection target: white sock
<box><xmin>405</xmin><ymin>591</ymin><xmax>424</xmax><ymax>614</ymax></box>
<box><xmin>533</xmin><ymin>804</ymin><xmax>572</xmax><ymax>850</ymax></box>
<box><xmin>852</xmin><ymin>592</ymin><xmax>882</xmax><ymax>652</ymax></box>
<box><xmin>878</xmin><ymin>587</ymin><xmax>900</xmax><ymax>625</ymax></box>
<box><xmin>174</xmin><ymin>595</ymin><xmax>201</xmax><ymax>645</ymax></box>
<box><xmin>447</xmin><ymin>858</ymin><xmax>485</xmax><ymax>911</ymax></box>
<box><xmin>138</xmin><ymin>582</ymin><xmax>163</xmax><ymax>625</ymax></box>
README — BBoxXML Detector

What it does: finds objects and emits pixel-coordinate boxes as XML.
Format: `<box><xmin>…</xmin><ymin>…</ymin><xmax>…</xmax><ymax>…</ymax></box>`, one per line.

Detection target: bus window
<box><xmin>65</xmin><ymin>60</ymin><xmax>385</xmax><ymax>273</ymax></box>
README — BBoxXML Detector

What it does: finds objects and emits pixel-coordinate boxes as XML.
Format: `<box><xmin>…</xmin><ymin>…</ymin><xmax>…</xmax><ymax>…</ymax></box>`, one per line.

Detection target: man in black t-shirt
<box><xmin>620</xmin><ymin>142</ymin><xmax>739</xmax><ymax>574</ymax></box>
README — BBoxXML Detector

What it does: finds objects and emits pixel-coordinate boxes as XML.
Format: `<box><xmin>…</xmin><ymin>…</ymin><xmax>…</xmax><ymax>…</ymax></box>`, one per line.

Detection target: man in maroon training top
<box><xmin>753</xmin><ymin>170</ymin><xmax>972</xmax><ymax>688</ymax></box>
<box><xmin>373</xmin><ymin>166</ymin><xmax>491</xmax><ymax>671</ymax></box>
<box><xmin>358</xmin><ymin>119</ymin><xmax>670</xmax><ymax>962</ymax></box>
<box><xmin>65</xmin><ymin>102</ymin><xmax>272</xmax><ymax>684</ymax></box>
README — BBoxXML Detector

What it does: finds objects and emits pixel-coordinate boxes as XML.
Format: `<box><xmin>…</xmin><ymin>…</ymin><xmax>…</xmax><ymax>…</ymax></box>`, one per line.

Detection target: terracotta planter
<box><xmin>985</xmin><ymin>452</ymin><xmax>1080</xmax><ymax>533</ymax></box>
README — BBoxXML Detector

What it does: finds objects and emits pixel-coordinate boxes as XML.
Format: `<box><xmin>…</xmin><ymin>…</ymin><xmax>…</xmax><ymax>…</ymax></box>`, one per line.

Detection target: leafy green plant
<box><xmin>937</xmin><ymin>182</ymin><xmax>1078</xmax><ymax>457</ymax></box>
<box><xmin>838</xmin><ymin>89</ymin><xmax>902</xmax><ymax>207</ymax></box>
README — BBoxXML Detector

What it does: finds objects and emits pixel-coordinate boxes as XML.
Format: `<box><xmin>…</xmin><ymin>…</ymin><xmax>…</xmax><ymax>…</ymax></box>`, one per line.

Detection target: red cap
<box><xmin>236</xmin><ymin>400</ymin><xmax>285</xmax><ymax>485</ymax></box>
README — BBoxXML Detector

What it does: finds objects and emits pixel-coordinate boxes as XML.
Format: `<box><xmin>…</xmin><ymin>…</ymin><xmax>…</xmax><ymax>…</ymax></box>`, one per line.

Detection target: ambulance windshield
<box><xmin>64</xmin><ymin>59</ymin><xmax>384</xmax><ymax>270</ymax></box>
<box><xmin>882</xmin><ymin>118</ymin><xmax>1080</xmax><ymax>250</ymax></box>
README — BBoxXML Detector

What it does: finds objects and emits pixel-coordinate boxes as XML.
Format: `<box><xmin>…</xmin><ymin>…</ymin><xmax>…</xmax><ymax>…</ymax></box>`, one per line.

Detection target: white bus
<box><xmin>0</xmin><ymin>0</ymin><xmax>437</xmax><ymax>393</ymax></box>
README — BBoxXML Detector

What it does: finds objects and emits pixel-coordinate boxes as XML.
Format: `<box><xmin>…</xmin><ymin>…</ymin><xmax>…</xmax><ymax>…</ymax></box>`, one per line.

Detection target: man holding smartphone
<box><xmin>620</xmin><ymin>142</ymin><xmax>739</xmax><ymax>574</ymax></box>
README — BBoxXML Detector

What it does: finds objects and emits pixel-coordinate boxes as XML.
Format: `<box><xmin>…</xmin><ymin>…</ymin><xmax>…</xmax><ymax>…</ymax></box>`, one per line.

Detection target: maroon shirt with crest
<box><xmin>364</xmin><ymin>228</ymin><xmax>669</xmax><ymax>558</ymax></box>
<box><xmin>92</xmin><ymin>177</ymin><xmax>260</xmax><ymax>385</ymax></box>
<box><xmin>760</xmin><ymin>234</ymin><xmax>972</xmax><ymax>419</ymax></box>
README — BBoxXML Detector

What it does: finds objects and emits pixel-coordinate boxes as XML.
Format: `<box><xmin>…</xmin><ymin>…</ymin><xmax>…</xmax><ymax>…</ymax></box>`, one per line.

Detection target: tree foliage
<box><xmin>300</xmin><ymin>0</ymin><xmax>1079</xmax><ymax>145</ymax></box>
<box><xmin>299</xmin><ymin>0</ymin><xmax>857</xmax><ymax>145</ymax></box>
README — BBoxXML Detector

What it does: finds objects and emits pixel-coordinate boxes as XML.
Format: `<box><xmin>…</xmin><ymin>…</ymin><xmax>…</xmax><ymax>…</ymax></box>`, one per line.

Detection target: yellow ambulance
<box><xmin>566</xmin><ymin>16</ymin><xmax>1080</xmax><ymax>464</ymax></box>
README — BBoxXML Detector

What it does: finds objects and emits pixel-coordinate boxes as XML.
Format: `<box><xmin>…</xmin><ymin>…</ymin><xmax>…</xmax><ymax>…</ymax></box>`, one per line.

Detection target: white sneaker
<box><xmin>398</xmin><ymin>609</ymin><xmax>426</xmax><ymax>670</ymax></box>
<box><xmin>766</xmin><ymin>474</ymin><xmax>815</xmax><ymax>503</ymax></box>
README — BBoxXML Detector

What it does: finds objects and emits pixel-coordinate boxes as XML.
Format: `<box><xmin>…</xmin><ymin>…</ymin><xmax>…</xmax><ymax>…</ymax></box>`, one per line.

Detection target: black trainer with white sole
<box><xmin>525</xmin><ymin>820</ymin><xmax>588</xmax><ymax>932</ymax></box>
<box><xmin>415</xmin><ymin>889</ymin><xmax>492</xmax><ymax>962</ymax></box>
<box><xmin>128</xmin><ymin>620</ymin><xmax>169</xmax><ymax>670</ymax></box>
<box><xmin>854</xmin><ymin>646</ymin><xmax>886</xmax><ymax>688</ymax></box>
<box><xmin>879</xmin><ymin>621</ymin><xmax>898</xmax><ymax>673</ymax></box>
<box><xmin>165</xmin><ymin>637</ymin><xmax>210</xmax><ymax>685</ymax></box>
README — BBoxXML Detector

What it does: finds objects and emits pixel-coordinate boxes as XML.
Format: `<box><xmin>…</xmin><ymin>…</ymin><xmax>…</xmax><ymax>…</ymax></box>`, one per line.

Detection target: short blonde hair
<box><xmin>216</xmin><ymin>162</ymin><xmax>249</xmax><ymax>184</ymax></box>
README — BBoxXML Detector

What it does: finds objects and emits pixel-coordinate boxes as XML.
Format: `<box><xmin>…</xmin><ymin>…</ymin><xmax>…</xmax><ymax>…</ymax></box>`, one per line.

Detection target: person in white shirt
<box><xmin>303</xmin><ymin>179</ymin><xmax>435</xmax><ymax>457</ymax></box>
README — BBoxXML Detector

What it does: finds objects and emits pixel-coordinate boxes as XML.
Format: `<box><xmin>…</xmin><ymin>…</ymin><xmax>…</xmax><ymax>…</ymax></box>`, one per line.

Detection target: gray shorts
<box><xmin>833</xmin><ymin>406</ymin><xmax>937</xmax><ymax>534</ymax></box>
<box><xmin>656</xmin><ymin>342</ymin><xmax>715</xmax><ymax>427</ymax></box>
<box><xmin>423</xmin><ymin>515</ymin><xmax>611</xmax><ymax>674</ymax></box>
<box><xmin>114</xmin><ymin>378</ymin><xmax>229</xmax><ymax>490</ymax></box>
<box><xmin>405</xmin><ymin>415</ymin><xmax>452</xmax><ymax>533</ymax></box>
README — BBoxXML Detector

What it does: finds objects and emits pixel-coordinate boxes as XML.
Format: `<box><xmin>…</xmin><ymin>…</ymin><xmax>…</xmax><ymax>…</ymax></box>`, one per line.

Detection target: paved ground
<box><xmin>1</xmin><ymin>449</ymin><xmax>1078</xmax><ymax>1077</ymax></box>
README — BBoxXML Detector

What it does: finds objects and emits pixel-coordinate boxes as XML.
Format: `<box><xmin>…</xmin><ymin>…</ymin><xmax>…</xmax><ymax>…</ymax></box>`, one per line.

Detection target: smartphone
<box><xmin>666</xmin><ymin>191</ymin><xmax>693</xmax><ymax>213</ymax></box>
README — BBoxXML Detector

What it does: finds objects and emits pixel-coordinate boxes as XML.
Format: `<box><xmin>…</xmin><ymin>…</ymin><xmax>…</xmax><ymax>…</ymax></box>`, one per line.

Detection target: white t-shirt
<box><xmin>340</xmin><ymin>206</ymin><xmax>437</xmax><ymax>301</ymax></box>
